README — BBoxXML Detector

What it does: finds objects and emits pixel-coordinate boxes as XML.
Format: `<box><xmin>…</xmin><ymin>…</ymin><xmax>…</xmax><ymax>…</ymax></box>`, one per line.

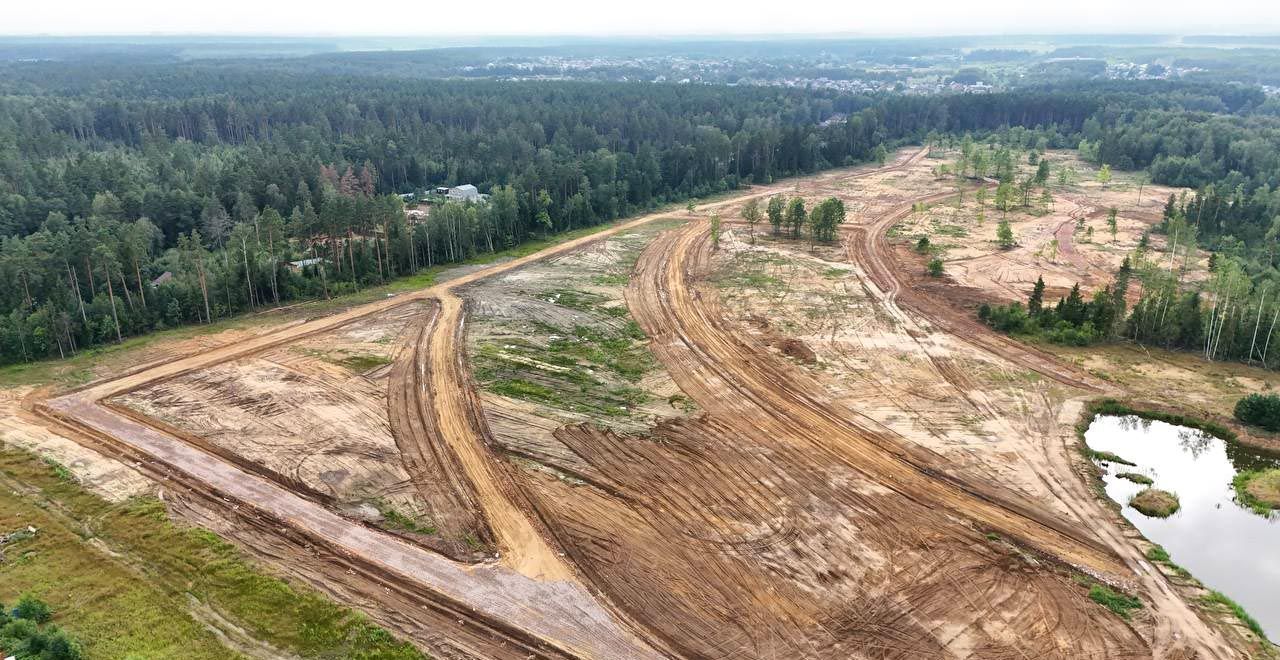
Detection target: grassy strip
<box><xmin>1116</xmin><ymin>472</ymin><xmax>1153</xmax><ymax>485</ymax></box>
<box><xmin>373</xmin><ymin>502</ymin><xmax>438</xmax><ymax>536</ymax></box>
<box><xmin>0</xmin><ymin>447</ymin><xmax>424</xmax><ymax>659</ymax></box>
<box><xmin>1202</xmin><ymin>591</ymin><xmax>1269</xmax><ymax>641</ymax></box>
<box><xmin>1085</xmin><ymin>399</ymin><xmax>1237</xmax><ymax>442</ymax></box>
<box><xmin>1084</xmin><ymin>448</ymin><xmax>1136</xmax><ymax>466</ymax></box>
<box><xmin>1145</xmin><ymin>545</ymin><xmax>1196</xmax><ymax>582</ymax></box>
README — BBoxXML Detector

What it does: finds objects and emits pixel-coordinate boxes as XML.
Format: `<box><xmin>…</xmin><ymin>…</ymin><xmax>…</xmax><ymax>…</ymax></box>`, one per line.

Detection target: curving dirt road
<box><xmin>846</xmin><ymin>184</ymin><xmax>1109</xmax><ymax>392</ymax></box>
<box><xmin>28</xmin><ymin>145</ymin><xmax>1240</xmax><ymax>658</ymax></box>
<box><xmin>631</xmin><ymin>219</ymin><xmax>1128</xmax><ymax>578</ymax></box>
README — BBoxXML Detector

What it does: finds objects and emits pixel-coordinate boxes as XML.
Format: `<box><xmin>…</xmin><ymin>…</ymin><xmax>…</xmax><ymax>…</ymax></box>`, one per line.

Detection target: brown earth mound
<box><xmin>1130</xmin><ymin>489</ymin><xmax>1181</xmax><ymax>518</ymax></box>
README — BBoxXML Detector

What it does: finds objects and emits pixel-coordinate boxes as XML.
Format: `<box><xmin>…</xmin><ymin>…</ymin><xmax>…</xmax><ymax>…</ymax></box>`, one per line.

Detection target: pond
<box><xmin>1085</xmin><ymin>414</ymin><xmax>1280</xmax><ymax>641</ymax></box>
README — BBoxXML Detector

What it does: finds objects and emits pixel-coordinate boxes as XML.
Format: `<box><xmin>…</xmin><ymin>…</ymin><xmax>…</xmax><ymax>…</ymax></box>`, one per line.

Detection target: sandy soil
<box><xmin>895</xmin><ymin>151</ymin><xmax>1204</xmax><ymax>306</ymax></box>
<box><xmin>0</xmin><ymin>387</ymin><xmax>149</xmax><ymax>502</ymax></box>
<box><xmin>21</xmin><ymin>146</ymin><xmax>1261</xmax><ymax>659</ymax></box>
<box><xmin>110</xmin><ymin>302</ymin><xmax>489</xmax><ymax>555</ymax></box>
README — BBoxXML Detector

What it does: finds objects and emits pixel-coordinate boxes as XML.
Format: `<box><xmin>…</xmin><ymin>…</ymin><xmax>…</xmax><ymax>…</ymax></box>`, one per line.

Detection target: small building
<box><xmin>149</xmin><ymin>271</ymin><xmax>173</xmax><ymax>287</ymax></box>
<box><xmin>289</xmin><ymin>257</ymin><xmax>326</xmax><ymax>272</ymax></box>
<box><xmin>399</xmin><ymin>192</ymin><xmax>417</xmax><ymax>202</ymax></box>
<box><xmin>433</xmin><ymin>186</ymin><xmax>450</xmax><ymax>195</ymax></box>
<box><xmin>445</xmin><ymin>184</ymin><xmax>480</xmax><ymax>202</ymax></box>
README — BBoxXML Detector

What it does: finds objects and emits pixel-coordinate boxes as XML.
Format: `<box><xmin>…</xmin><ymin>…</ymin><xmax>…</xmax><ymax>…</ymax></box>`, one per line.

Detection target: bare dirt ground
<box><xmin>463</xmin><ymin>220</ymin><xmax>696</xmax><ymax>472</ymax></box>
<box><xmin>894</xmin><ymin>151</ymin><xmax>1205</xmax><ymax>306</ymax></box>
<box><xmin>695</xmin><ymin>151</ymin><xmax>1254</xmax><ymax>657</ymax></box>
<box><xmin>110</xmin><ymin>301</ymin><xmax>493</xmax><ymax>557</ymax></box>
<box><xmin>18</xmin><ymin>147</ymin><xmax>1259</xmax><ymax>659</ymax></box>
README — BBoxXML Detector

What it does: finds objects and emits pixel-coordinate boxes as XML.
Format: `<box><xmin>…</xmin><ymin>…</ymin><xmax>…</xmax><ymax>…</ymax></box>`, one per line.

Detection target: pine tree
<box><xmin>1028</xmin><ymin>276</ymin><xmax>1045</xmax><ymax>316</ymax></box>
<box><xmin>996</xmin><ymin>219</ymin><xmax>1015</xmax><ymax>249</ymax></box>
<box><xmin>1061</xmin><ymin>283</ymin><xmax>1088</xmax><ymax>325</ymax></box>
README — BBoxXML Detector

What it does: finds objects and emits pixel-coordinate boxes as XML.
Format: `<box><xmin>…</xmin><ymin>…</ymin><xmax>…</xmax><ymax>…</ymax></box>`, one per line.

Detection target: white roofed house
<box><xmin>288</xmin><ymin>257</ymin><xmax>327</xmax><ymax>272</ymax></box>
<box><xmin>445</xmin><ymin>184</ymin><xmax>480</xmax><ymax>202</ymax></box>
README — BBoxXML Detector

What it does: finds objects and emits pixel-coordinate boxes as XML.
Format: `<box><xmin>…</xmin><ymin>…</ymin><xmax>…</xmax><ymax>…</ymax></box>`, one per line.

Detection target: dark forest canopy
<box><xmin>0</xmin><ymin>56</ymin><xmax>1278</xmax><ymax>366</ymax></box>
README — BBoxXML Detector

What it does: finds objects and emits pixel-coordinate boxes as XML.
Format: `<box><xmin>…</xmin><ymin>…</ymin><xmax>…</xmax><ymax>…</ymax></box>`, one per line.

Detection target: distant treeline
<box><xmin>0</xmin><ymin>57</ymin><xmax>1271</xmax><ymax>364</ymax></box>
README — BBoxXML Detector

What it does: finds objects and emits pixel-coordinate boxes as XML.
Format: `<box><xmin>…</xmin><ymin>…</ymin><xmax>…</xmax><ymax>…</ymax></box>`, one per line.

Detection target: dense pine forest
<box><xmin>1</xmin><ymin>53</ymin><xmax>1280</xmax><ymax>369</ymax></box>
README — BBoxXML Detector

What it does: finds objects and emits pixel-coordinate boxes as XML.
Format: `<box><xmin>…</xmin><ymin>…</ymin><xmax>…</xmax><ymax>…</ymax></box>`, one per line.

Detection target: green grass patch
<box><xmin>540</xmin><ymin>288</ymin><xmax>611</xmax><ymax>314</ymax></box>
<box><xmin>0</xmin><ymin>446</ymin><xmax>424</xmax><ymax>660</ymax></box>
<box><xmin>488</xmin><ymin>378</ymin><xmax>561</xmax><ymax>402</ymax></box>
<box><xmin>337</xmin><ymin>353</ymin><xmax>393</xmax><ymax>373</ymax></box>
<box><xmin>1087</xmin><ymin>584</ymin><xmax>1143</xmax><ymax>620</ymax></box>
<box><xmin>591</xmin><ymin>273</ymin><xmax>631</xmax><ymax>286</ymax></box>
<box><xmin>1202</xmin><ymin>590</ymin><xmax>1268</xmax><ymax>641</ymax></box>
<box><xmin>1142</xmin><ymin>545</ymin><xmax>1197</xmax><ymax>583</ymax></box>
<box><xmin>373</xmin><ymin>502</ymin><xmax>437</xmax><ymax>536</ymax></box>
<box><xmin>1232</xmin><ymin>469</ymin><xmax>1280</xmax><ymax>515</ymax></box>
<box><xmin>718</xmin><ymin>270</ymin><xmax>783</xmax><ymax>289</ymax></box>
<box><xmin>1116</xmin><ymin>472</ymin><xmax>1153</xmax><ymax>485</ymax></box>
<box><xmin>932</xmin><ymin>224</ymin><xmax>969</xmax><ymax>237</ymax></box>
<box><xmin>1084</xmin><ymin>448</ymin><xmax>1136</xmax><ymax>466</ymax></box>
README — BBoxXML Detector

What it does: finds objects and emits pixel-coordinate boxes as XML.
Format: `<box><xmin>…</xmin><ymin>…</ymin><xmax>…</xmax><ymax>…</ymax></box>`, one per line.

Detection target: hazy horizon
<box><xmin>4</xmin><ymin>0</ymin><xmax>1279</xmax><ymax>39</ymax></box>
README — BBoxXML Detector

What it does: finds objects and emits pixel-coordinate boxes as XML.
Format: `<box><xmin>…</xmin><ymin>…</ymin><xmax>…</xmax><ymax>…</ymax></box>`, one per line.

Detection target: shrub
<box><xmin>0</xmin><ymin>618</ymin><xmax>39</xmax><ymax>646</ymax></box>
<box><xmin>915</xmin><ymin>236</ymin><xmax>931</xmax><ymax>254</ymax></box>
<box><xmin>1043</xmin><ymin>319</ymin><xmax>1097</xmax><ymax>346</ymax></box>
<box><xmin>926</xmin><ymin>258</ymin><xmax>944</xmax><ymax>277</ymax></box>
<box><xmin>12</xmin><ymin>594</ymin><xmax>52</xmax><ymax>624</ymax></box>
<box><xmin>978</xmin><ymin>302</ymin><xmax>1032</xmax><ymax>333</ymax></box>
<box><xmin>1234</xmin><ymin>393</ymin><xmax>1280</xmax><ymax>432</ymax></box>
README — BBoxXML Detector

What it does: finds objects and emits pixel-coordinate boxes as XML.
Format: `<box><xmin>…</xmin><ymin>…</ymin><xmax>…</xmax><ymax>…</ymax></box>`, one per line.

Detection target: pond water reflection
<box><xmin>1085</xmin><ymin>415</ymin><xmax>1280</xmax><ymax>641</ymax></box>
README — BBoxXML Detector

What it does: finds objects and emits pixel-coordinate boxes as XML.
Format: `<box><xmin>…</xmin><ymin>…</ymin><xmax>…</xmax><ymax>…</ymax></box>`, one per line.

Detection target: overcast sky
<box><xmin>3</xmin><ymin>0</ymin><xmax>1279</xmax><ymax>37</ymax></box>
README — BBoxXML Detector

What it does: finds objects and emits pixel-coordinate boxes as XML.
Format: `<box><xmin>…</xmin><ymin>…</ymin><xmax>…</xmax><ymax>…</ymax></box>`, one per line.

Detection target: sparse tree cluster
<box><xmin>979</xmin><ymin>259</ymin><xmax>1133</xmax><ymax>346</ymax></box>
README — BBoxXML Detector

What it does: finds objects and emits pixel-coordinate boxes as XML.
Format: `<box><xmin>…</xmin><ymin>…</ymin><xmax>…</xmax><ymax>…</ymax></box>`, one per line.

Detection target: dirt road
<box><xmin>847</xmin><ymin>184</ymin><xmax>1109</xmax><ymax>392</ymax></box>
<box><xmin>843</xmin><ymin>176</ymin><xmax>1238</xmax><ymax>659</ymax></box>
<box><xmin>28</xmin><ymin>146</ymin><xmax>1236</xmax><ymax>658</ymax></box>
<box><xmin>632</xmin><ymin>219</ymin><xmax>1128</xmax><ymax>576</ymax></box>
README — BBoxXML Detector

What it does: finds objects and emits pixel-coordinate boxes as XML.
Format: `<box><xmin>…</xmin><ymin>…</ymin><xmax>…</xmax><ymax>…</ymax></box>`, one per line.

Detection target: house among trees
<box><xmin>445</xmin><ymin>184</ymin><xmax>487</xmax><ymax>203</ymax></box>
<box><xmin>149</xmin><ymin>271</ymin><xmax>173</xmax><ymax>287</ymax></box>
<box><xmin>288</xmin><ymin>257</ymin><xmax>326</xmax><ymax>272</ymax></box>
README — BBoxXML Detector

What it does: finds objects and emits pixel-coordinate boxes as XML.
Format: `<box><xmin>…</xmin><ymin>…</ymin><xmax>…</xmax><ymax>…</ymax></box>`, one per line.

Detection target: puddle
<box><xmin>1085</xmin><ymin>414</ymin><xmax>1280</xmax><ymax>640</ymax></box>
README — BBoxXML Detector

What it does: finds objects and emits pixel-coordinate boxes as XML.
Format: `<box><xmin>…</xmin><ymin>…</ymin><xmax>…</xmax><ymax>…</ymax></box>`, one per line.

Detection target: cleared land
<box><xmin>17</xmin><ymin>148</ymin><xmax>1260</xmax><ymax>659</ymax></box>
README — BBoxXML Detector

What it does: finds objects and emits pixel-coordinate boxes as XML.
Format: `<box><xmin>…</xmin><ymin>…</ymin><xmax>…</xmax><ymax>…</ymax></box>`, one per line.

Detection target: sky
<box><xmin>3</xmin><ymin>0</ymin><xmax>1279</xmax><ymax>37</ymax></box>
